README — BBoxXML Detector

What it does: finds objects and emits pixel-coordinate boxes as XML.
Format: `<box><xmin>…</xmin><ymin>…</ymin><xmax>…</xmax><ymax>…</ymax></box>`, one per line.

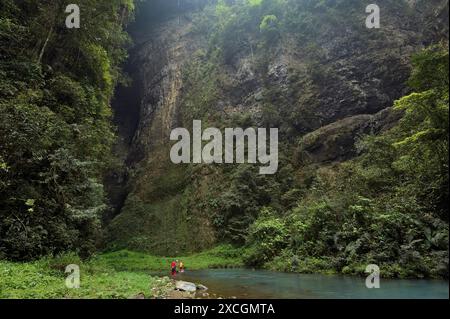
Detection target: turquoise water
<box><xmin>173</xmin><ymin>269</ymin><xmax>449</xmax><ymax>299</ymax></box>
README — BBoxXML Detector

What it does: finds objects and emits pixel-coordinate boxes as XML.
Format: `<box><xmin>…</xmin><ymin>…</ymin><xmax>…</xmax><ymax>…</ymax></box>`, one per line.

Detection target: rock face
<box><xmin>132</xmin><ymin>22</ymin><xmax>192</xmax><ymax>158</ymax></box>
<box><xmin>107</xmin><ymin>1</ymin><xmax>449</xmax><ymax>255</ymax></box>
<box><xmin>298</xmin><ymin>108</ymin><xmax>403</xmax><ymax>164</ymax></box>
<box><xmin>107</xmin><ymin>15</ymin><xmax>218</xmax><ymax>254</ymax></box>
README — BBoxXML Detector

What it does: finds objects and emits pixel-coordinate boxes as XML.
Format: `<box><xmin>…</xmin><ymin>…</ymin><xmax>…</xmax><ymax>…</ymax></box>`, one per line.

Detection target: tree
<box><xmin>0</xmin><ymin>0</ymin><xmax>136</xmax><ymax>260</ymax></box>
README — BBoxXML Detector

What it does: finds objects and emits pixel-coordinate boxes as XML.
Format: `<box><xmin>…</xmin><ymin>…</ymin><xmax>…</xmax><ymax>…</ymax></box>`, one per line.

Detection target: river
<box><xmin>170</xmin><ymin>269</ymin><xmax>449</xmax><ymax>299</ymax></box>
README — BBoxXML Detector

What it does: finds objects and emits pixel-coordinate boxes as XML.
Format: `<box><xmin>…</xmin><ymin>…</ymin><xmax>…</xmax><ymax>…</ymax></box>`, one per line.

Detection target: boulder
<box><xmin>175</xmin><ymin>280</ymin><xmax>197</xmax><ymax>292</ymax></box>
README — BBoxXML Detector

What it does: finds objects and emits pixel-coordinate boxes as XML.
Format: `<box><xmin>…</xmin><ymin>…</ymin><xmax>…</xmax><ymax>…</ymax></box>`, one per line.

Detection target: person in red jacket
<box><xmin>171</xmin><ymin>260</ymin><xmax>177</xmax><ymax>276</ymax></box>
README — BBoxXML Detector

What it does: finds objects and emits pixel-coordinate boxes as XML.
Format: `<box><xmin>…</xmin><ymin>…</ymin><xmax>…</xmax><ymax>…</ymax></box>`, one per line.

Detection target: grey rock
<box><xmin>175</xmin><ymin>280</ymin><xmax>197</xmax><ymax>292</ymax></box>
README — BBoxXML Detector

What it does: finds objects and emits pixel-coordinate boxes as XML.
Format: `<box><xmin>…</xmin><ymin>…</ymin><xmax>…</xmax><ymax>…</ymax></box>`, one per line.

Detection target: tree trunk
<box><xmin>37</xmin><ymin>25</ymin><xmax>53</xmax><ymax>64</ymax></box>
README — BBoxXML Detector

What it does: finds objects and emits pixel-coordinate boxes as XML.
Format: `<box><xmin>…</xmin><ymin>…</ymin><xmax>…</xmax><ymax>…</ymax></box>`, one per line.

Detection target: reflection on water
<box><xmin>167</xmin><ymin>269</ymin><xmax>449</xmax><ymax>299</ymax></box>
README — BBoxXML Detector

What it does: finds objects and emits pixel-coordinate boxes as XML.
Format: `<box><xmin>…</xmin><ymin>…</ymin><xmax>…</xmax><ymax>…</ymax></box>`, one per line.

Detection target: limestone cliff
<box><xmin>107</xmin><ymin>0</ymin><xmax>449</xmax><ymax>255</ymax></box>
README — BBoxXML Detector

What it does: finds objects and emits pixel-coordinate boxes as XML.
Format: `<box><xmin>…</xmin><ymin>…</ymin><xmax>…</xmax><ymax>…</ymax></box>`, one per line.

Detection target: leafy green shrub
<box><xmin>244</xmin><ymin>208</ymin><xmax>288</xmax><ymax>267</ymax></box>
<box><xmin>260</xmin><ymin>15</ymin><xmax>279</xmax><ymax>43</ymax></box>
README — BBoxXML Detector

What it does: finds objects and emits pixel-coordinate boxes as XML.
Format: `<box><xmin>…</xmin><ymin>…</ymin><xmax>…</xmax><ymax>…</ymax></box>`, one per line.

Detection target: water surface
<box><xmin>170</xmin><ymin>269</ymin><xmax>449</xmax><ymax>299</ymax></box>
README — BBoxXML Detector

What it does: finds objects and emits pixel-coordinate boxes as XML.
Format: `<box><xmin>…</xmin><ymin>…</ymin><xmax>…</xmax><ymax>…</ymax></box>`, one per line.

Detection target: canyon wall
<box><xmin>107</xmin><ymin>0</ymin><xmax>449</xmax><ymax>255</ymax></box>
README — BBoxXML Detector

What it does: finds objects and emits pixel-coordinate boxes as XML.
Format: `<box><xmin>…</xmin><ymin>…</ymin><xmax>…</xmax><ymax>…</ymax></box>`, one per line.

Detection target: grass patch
<box><xmin>0</xmin><ymin>258</ymin><xmax>172</xmax><ymax>299</ymax></box>
<box><xmin>0</xmin><ymin>245</ymin><xmax>245</xmax><ymax>299</ymax></box>
<box><xmin>93</xmin><ymin>244</ymin><xmax>246</xmax><ymax>273</ymax></box>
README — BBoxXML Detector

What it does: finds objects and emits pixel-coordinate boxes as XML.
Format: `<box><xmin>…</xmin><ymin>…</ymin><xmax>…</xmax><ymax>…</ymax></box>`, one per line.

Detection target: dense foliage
<box><xmin>139</xmin><ymin>0</ymin><xmax>448</xmax><ymax>278</ymax></box>
<box><xmin>245</xmin><ymin>44</ymin><xmax>449</xmax><ymax>278</ymax></box>
<box><xmin>0</xmin><ymin>0</ymin><xmax>135</xmax><ymax>260</ymax></box>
